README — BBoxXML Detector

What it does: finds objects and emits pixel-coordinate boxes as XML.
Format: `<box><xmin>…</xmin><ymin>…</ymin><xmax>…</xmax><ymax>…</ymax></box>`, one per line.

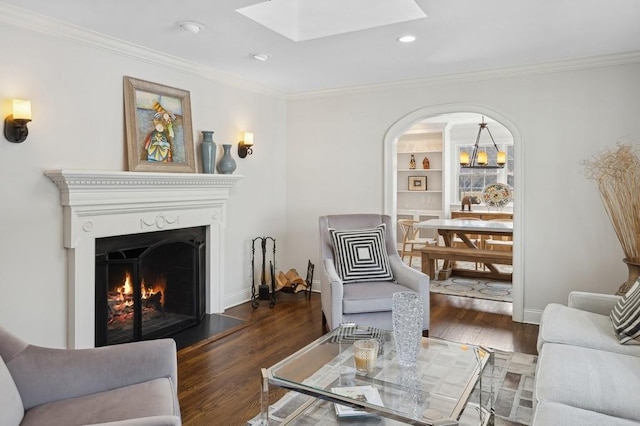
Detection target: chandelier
<box><xmin>459</xmin><ymin>117</ymin><xmax>506</xmax><ymax>169</ymax></box>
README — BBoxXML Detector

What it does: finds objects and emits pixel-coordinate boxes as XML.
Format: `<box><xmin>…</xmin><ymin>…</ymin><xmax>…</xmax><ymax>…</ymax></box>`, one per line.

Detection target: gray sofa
<box><xmin>0</xmin><ymin>326</ymin><xmax>181</xmax><ymax>426</ymax></box>
<box><xmin>533</xmin><ymin>291</ymin><xmax>640</xmax><ymax>425</ymax></box>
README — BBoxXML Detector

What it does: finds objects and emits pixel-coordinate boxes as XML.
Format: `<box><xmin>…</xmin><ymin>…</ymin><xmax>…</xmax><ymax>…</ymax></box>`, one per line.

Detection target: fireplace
<box><xmin>95</xmin><ymin>227</ymin><xmax>206</xmax><ymax>346</ymax></box>
<box><xmin>46</xmin><ymin>170</ymin><xmax>241</xmax><ymax>349</ymax></box>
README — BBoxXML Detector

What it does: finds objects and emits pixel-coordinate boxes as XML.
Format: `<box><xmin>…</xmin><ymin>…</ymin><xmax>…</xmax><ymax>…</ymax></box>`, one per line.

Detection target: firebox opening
<box><xmin>95</xmin><ymin>226</ymin><xmax>206</xmax><ymax>346</ymax></box>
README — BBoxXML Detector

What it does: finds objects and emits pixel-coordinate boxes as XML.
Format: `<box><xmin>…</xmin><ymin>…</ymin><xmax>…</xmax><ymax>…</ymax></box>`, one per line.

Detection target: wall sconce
<box><xmin>238</xmin><ymin>132</ymin><xmax>254</xmax><ymax>158</ymax></box>
<box><xmin>4</xmin><ymin>100</ymin><xmax>32</xmax><ymax>143</ymax></box>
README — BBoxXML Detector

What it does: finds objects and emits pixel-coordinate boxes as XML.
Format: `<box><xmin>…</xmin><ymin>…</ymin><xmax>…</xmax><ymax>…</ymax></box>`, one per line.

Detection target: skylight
<box><xmin>237</xmin><ymin>0</ymin><xmax>427</xmax><ymax>42</ymax></box>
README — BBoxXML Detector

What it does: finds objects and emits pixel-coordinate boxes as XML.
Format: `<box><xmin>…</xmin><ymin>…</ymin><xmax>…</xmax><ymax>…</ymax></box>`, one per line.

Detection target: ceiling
<box><xmin>3</xmin><ymin>0</ymin><xmax>640</xmax><ymax>94</ymax></box>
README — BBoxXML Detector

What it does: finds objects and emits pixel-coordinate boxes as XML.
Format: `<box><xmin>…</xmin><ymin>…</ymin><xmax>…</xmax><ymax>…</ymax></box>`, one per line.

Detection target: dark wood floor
<box><xmin>177</xmin><ymin>292</ymin><xmax>538</xmax><ymax>426</ymax></box>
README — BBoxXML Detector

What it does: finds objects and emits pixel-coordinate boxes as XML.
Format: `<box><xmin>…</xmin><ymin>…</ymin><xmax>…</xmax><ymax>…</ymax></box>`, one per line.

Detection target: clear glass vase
<box><xmin>392</xmin><ymin>292</ymin><xmax>423</xmax><ymax>367</ymax></box>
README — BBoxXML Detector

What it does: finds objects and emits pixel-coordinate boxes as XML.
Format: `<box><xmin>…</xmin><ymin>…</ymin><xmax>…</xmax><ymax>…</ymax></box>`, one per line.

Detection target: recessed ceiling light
<box><xmin>251</xmin><ymin>53</ymin><xmax>271</xmax><ymax>62</ymax></box>
<box><xmin>177</xmin><ymin>21</ymin><xmax>205</xmax><ymax>34</ymax></box>
<box><xmin>397</xmin><ymin>35</ymin><xmax>416</xmax><ymax>43</ymax></box>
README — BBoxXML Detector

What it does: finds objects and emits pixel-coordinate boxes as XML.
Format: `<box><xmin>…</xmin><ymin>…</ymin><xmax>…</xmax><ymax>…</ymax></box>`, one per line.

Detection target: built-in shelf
<box><xmin>397</xmin><ymin>150</ymin><xmax>442</xmax><ymax>154</ymax></box>
<box><xmin>397</xmin><ymin>131</ymin><xmax>444</xmax><ymax>225</ymax></box>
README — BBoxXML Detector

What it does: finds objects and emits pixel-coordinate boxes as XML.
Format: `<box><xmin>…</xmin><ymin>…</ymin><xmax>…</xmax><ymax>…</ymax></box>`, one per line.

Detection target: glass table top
<box><xmin>263</xmin><ymin>324</ymin><xmax>493</xmax><ymax>425</ymax></box>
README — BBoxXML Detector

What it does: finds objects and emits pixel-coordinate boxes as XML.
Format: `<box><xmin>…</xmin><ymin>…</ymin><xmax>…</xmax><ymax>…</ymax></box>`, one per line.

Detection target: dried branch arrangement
<box><xmin>584</xmin><ymin>140</ymin><xmax>640</xmax><ymax>293</ymax></box>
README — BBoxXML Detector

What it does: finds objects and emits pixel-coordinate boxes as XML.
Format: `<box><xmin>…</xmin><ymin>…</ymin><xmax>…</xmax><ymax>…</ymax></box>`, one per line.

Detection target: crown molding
<box><xmin>288</xmin><ymin>50</ymin><xmax>640</xmax><ymax>100</ymax></box>
<box><xmin>1</xmin><ymin>2</ymin><xmax>638</xmax><ymax>100</ymax></box>
<box><xmin>0</xmin><ymin>2</ymin><xmax>286</xmax><ymax>99</ymax></box>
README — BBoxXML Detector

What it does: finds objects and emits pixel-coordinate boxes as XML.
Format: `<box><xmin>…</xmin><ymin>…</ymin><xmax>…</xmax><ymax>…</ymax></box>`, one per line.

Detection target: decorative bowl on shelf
<box><xmin>482</xmin><ymin>183</ymin><xmax>512</xmax><ymax>208</ymax></box>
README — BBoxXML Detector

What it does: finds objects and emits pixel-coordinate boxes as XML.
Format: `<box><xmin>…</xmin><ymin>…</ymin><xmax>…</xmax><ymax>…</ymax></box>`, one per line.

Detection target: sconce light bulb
<box><xmin>12</xmin><ymin>100</ymin><xmax>32</xmax><ymax>120</ymax></box>
<box><xmin>238</xmin><ymin>132</ymin><xmax>254</xmax><ymax>158</ymax></box>
<box><xmin>243</xmin><ymin>132</ymin><xmax>254</xmax><ymax>146</ymax></box>
<box><xmin>4</xmin><ymin>99</ymin><xmax>32</xmax><ymax>143</ymax></box>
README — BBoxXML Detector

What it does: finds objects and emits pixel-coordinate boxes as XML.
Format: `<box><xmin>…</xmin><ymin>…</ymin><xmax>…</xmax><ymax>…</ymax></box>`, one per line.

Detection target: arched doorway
<box><xmin>383</xmin><ymin>104</ymin><xmax>525</xmax><ymax>322</ymax></box>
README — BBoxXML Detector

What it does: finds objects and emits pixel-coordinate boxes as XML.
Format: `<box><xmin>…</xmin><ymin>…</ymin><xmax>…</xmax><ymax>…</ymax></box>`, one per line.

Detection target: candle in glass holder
<box><xmin>353</xmin><ymin>339</ymin><xmax>379</xmax><ymax>374</ymax></box>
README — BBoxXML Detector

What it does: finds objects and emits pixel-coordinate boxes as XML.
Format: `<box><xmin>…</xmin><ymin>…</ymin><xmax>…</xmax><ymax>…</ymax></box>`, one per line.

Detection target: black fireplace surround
<box><xmin>95</xmin><ymin>226</ymin><xmax>206</xmax><ymax>347</ymax></box>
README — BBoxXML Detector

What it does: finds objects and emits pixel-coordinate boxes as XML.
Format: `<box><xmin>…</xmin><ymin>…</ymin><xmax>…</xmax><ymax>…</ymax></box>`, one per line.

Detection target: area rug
<box><xmin>247</xmin><ymin>350</ymin><xmax>537</xmax><ymax>425</ymax></box>
<box><xmin>430</xmin><ymin>277</ymin><xmax>513</xmax><ymax>303</ymax></box>
<box><xmin>409</xmin><ymin>258</ymin><xmax>513</xmax><ymax>303</ymax></box>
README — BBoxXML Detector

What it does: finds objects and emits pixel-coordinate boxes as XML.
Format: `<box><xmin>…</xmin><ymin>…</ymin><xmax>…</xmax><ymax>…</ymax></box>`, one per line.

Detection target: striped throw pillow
<box><xmin>610</xmin><ymin>280</ymin><xmax>640</xmax><ymax>344</ymax></box>
<box><xmin>329</xmin><ymin>224</ymin><xmax>393</xmax><ymax>283</ymax></box>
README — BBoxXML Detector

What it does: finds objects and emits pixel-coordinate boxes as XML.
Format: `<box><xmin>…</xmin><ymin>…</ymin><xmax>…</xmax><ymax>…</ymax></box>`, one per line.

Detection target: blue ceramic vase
<box><xmin>217</xmin><ymin>144</ymin><xmax>237</xmax><ymax>174</ymax></box>
<box><xmin>200</xmin><ymin>131</ymin><xmax>216</xmax><ymax>174</ymax></box>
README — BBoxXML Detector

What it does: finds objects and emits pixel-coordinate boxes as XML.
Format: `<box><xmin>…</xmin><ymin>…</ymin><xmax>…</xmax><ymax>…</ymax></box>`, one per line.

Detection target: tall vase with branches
<box><xmin>584</xmin><ymin>140</ymin><xmax>640</xmax><ymax>295</ymax></box>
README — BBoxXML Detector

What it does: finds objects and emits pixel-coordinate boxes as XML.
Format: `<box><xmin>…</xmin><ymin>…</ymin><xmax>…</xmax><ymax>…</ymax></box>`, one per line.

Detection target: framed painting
<box><xmin>408</xmin><ymin>176</ymin><xmax>427</xmax><ymax>191</ymax></box>
<box><xmin>123</xmin><ymin>76</ymin><xmax>196</xmax><ymax>173</ymax></box>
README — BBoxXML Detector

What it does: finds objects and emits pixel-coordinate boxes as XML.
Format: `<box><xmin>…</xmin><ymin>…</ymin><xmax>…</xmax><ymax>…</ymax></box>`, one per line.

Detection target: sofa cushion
<box><xmin>536</xmin><ymin>343</ymin><xmax>640</xmax><ymax>422</ymax></box>
<box><xmin>342</xmin><ymin>281</ymin><xmax>412</xmax><ymax>314</ymax></box>
<box><xmin>533</xmin><ymin>401</ymin><xmax>640</xmax><ymax>426</ymax></box>
<box><xmin>329</xmin><ymin>224</ymin><xmax>393</xmax><ymax>283</ymax></box>
<box><xmin>20</xmin><ymin>377</ymin><xmax>179</xmax><ymax>426</ymax></box>
<box><xmin>0</xmin><ymin>355</ymin><xmax>24</xmax><ymax>426</ymax></box>
<box><xmin>611</xmin><ymin>280</ymin><xmax>640</xmax><ymax>344</ymax></box>
<box><xmin>538</xmin><ymin>303</ymin><xmax>640</xmax><ymax>356</ymax></box>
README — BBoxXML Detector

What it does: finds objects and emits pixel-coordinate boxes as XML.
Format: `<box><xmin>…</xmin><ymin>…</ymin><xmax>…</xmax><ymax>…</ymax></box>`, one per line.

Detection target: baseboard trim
<box><xmin>523</xmin><ymin>308</ymin><xmax>542</xmax><ymax>325</ymax></box>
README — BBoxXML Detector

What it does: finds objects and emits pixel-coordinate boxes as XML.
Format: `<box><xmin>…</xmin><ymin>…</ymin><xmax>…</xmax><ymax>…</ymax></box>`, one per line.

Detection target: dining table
<box><xmin>414</xmin><ymin>218</ymin><xmax>513</xmax><ymax>280</ymax></box>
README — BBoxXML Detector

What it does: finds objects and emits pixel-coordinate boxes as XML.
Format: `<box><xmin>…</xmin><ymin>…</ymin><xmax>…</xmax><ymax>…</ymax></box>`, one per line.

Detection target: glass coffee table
<box><xmin>260</xmin><ymin>323</ymin><xmax>494</xmax><ymax>425</ymax></box>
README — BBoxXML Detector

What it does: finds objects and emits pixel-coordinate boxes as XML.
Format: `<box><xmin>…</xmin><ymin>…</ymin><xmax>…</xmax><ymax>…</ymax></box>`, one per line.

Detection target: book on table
<box><xmin>331</xmin><ymin>385</ymin><xmax>383</xmax><ymax>418</ymax></box>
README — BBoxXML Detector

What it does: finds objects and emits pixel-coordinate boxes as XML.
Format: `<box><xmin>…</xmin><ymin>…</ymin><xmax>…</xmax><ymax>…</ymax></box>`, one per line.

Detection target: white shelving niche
<box><xmin>396</xmin><ymin>130</ymin><xmax>444</xmax><ymax>243</ymax></box>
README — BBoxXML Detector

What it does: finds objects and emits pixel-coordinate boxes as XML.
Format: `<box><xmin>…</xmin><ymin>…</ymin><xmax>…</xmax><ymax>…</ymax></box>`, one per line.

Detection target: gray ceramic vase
<box><xmin>200</xmin><ymin>131</ymin><xmax>216</xmax><ymax>174</ymax></box>
<box><xmin>217</xmin><ymin>144</ymin><xmax>237</xmax><ymax>174</ymax></box>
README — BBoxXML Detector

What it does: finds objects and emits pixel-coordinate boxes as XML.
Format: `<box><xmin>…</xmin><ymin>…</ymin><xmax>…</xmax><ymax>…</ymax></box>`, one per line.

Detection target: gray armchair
<box><xmin>319</xmin><ymin>214</ymin><xmax>430</xmax><ymax>333</ymax></box>
<box><xmin>0</xmin><ymin>326</ymin><xmax>181</xmax><ymax>426</ymax></box>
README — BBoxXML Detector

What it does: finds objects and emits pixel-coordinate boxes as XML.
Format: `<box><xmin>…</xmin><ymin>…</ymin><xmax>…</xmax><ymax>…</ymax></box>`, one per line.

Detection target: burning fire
<box><xmin>108</xmin><ymin>271</ymin><xmax>166</xmax><ymax>326</ymax></box>
<box><xmin>116</xmin><ymin>271</ymin><xmax>166</xmax><ymax>306</ymax></box>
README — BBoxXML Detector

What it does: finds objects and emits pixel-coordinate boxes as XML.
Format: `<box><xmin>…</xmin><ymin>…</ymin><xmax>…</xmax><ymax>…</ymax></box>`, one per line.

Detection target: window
<box><xmin>457</xmin><ymin>144</ymin><xmax>514</xmax><ymax>202</ymax></box>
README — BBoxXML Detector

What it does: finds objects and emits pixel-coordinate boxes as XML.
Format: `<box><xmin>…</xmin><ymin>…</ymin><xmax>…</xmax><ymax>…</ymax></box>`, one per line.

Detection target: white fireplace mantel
<box><xmin>45</xmin><ymin>170</ymin><xmax>242</xmax><ymax>348</ymax></box>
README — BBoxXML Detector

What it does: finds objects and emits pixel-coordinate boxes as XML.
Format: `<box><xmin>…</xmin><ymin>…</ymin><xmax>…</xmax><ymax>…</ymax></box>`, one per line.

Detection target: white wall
<box><xmin>285</xmin><ymin>60</ymin><xmax>640</xmax><ymax>322</ymax></box>
<box><xmin>0</xmin><ymin>21</ymin><xmax>288</xmax><ymax>347</ymax></box>
<box><xmin>2</xmin><ymin>10</ymin><xmax>639</xmax><ymax>346</ymax></box>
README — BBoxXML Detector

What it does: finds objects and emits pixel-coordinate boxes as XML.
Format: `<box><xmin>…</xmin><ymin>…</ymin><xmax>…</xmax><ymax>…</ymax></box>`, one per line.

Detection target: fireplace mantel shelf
<box><xmin>45</xmin><ymin>169</ymin><xmax>241</xmax><ymax>348</ymax></box>
<box><xmin>46</xmin><ymin>170</ymin><xmax>243</xmax><ymax>197</ymax></box>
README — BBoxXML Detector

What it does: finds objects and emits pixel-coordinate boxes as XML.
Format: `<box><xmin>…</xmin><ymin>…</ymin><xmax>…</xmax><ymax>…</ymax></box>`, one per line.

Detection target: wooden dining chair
<box><xmin>484</xmin><ymin>219</ymin><xmax>514</xmax><ymax>252</ymax></box>
<box><xmin>398</xmin><ymin>219</ymin><xmax>437</xmax><ymax>265</ymax></box>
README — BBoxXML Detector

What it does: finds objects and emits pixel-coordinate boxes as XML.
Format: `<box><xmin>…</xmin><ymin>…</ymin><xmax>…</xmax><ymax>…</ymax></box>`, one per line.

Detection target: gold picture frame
<box><xmin>123</xmin><ymin>76</ymin><xmax>195</xmax><ymax>173</ymax></box>
<box><xmin>408</xmin><ymin>176</ymin><xmax>427</xmax><ymax>191</ymax></box>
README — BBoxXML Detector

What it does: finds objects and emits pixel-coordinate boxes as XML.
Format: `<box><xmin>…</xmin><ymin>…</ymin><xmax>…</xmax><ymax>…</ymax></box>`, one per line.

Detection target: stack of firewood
<box><xmin>275</xmin><ymin>269</ymin><xmax>308</xmax><ymax>293</ymax></box>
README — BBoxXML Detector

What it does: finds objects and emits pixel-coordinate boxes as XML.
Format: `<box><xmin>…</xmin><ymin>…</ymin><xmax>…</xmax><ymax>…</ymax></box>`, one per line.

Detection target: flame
<box><xmin>141</xmin><ymin>276</ymin><xmax>166</xmax><ymax>306</ymax></box>
<box><xmin>107</xmin><ymin>271</ymin><xmax>167</xmax><ymax>330</ymax></box>
<box><xmin>116</xmin><ymin>271</ymin><xmax>134</xmax><ymax>307</ymax></box>
<box><xmin>116</xmin><ymin>271</ymin><xmax>165</xmax><ymax>307</ymax></box>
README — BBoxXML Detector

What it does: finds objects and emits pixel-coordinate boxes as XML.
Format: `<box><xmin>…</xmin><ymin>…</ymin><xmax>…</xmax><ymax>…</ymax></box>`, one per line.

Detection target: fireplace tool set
<box><xmin>250</xmin><ymin>236</ymin><xmax>276</xmax><ymax>309</ymax></box>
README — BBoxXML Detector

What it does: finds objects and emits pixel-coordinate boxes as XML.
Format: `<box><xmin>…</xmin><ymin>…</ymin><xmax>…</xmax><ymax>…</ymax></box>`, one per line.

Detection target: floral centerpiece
<box><xmin>583</xmin><ymin>140</ymin><xmax>640</xmax><ymax>294</ymax></box>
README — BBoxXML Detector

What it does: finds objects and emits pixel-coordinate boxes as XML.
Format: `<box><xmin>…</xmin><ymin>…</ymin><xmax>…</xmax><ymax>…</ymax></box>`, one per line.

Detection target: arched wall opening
<box><xmin>383</xmin><ymin>104</ymin><xmax>525</xmax><ymax>322</ymax></box>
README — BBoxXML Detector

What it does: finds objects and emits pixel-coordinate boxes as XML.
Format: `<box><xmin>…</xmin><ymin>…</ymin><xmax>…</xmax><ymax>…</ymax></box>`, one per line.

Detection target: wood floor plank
<box><xmin>177</xmin><ymin>291</ymin><xmax>539</xmax><ymax>425</ymax></box>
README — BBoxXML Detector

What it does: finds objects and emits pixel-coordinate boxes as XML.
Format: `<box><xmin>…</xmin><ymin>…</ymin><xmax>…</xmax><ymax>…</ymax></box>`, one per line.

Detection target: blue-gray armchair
<box><xmin>0</xmin><ymin>326</ymin><xmax>181</xmax><ymax>426</ymax></box>
<box><xmin>319</xmin><ymin>214</ymin><xmax>430</xmax><ymax>334</ymax></box>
